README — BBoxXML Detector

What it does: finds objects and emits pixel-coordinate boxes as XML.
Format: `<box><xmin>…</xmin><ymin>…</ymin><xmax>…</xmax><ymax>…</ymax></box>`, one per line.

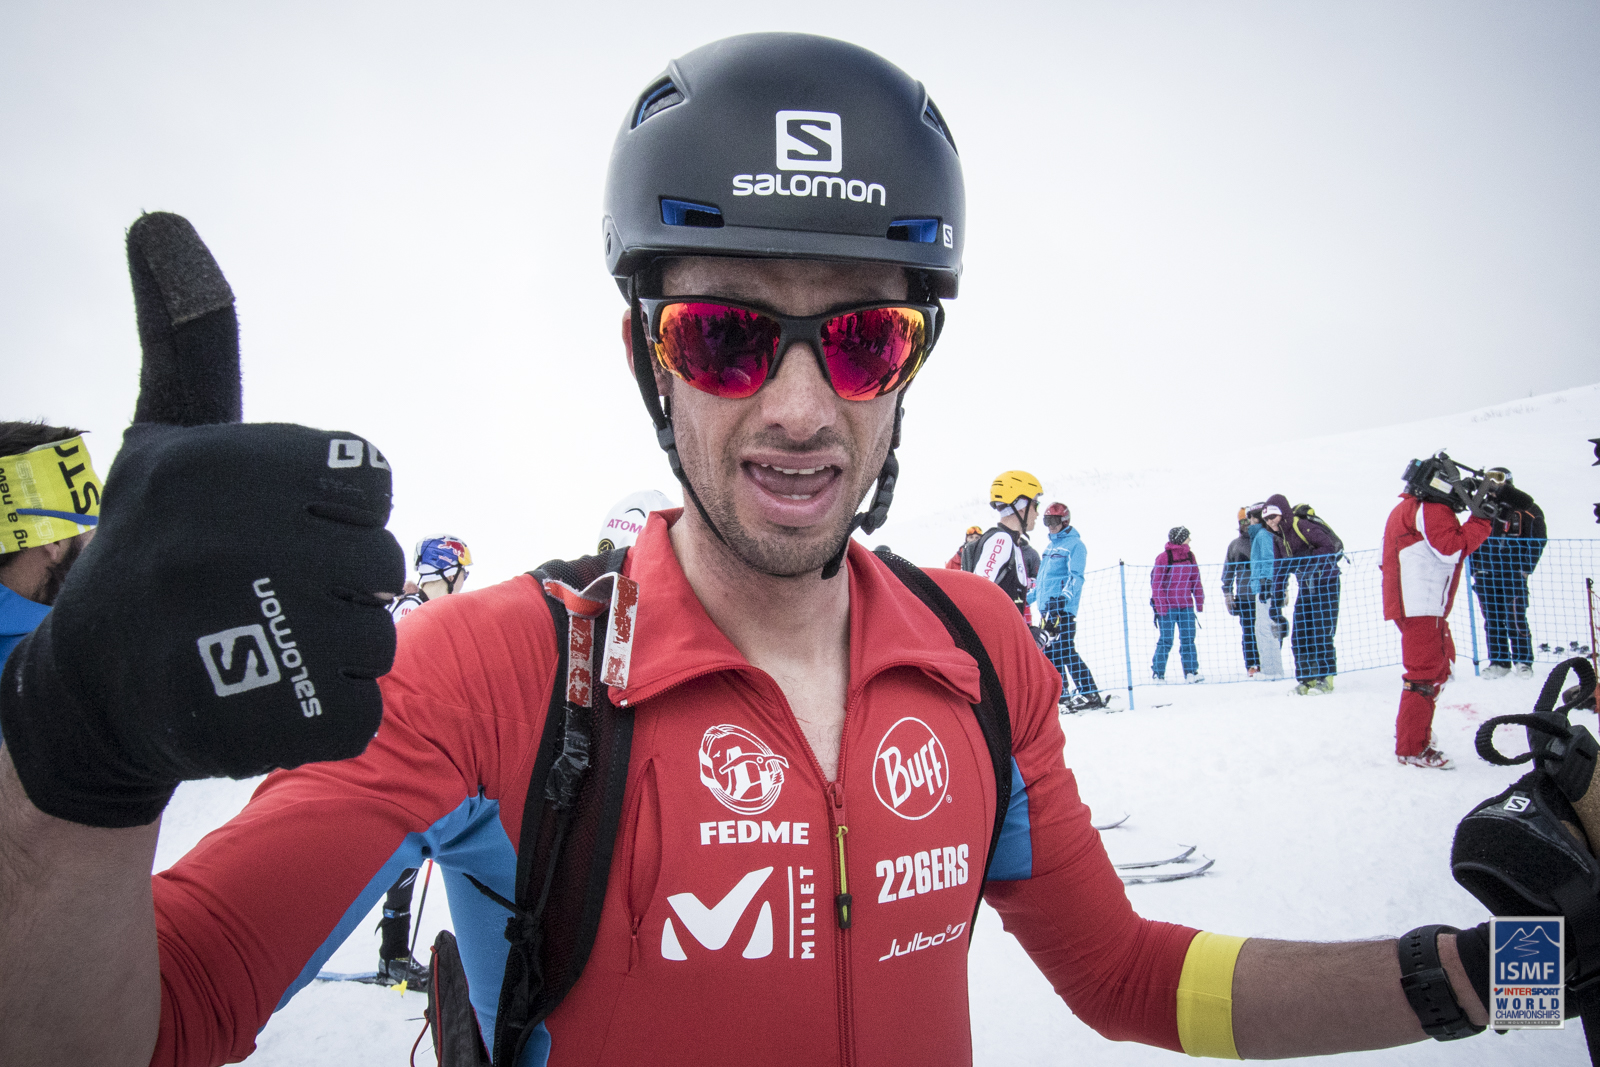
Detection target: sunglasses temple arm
<box><xmin>629</xmin><ymin>280</ymin><xmax>736</xmax><ymax>553</ymax></box>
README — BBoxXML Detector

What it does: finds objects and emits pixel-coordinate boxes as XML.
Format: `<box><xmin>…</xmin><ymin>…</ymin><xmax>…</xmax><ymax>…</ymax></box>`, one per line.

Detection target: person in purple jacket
<box><xmin>1150</xmin><ymin>526</ymin><xmax>1205</xmax><ymax>682</ymax></box>
<box><xmin>1263</xmin><ymin>492</ymin><xmax>1342</xmax><ymax>695</ymax></box>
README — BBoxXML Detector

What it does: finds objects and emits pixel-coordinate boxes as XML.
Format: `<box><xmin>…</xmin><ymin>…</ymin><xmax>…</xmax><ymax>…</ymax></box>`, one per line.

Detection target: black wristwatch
<box><xmin>1397</xmin><ymin>925</ymin><xmax>1486</xmax><ymax>1040</ymax></box>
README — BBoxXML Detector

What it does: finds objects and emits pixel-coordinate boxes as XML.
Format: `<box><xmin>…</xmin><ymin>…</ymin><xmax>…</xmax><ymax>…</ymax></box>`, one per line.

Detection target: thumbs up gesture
<box><xmin>0</xmin><ymin>213</ymin><xmax>404</xmax><ymax>828</ymax></box>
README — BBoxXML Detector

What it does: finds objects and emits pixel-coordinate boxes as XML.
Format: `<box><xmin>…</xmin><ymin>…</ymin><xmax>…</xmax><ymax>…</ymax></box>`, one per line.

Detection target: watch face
<box><xmin>1489</xmin><ymin>917</ymin><xmax>1564</xmax><ymax>1030</ymax></box>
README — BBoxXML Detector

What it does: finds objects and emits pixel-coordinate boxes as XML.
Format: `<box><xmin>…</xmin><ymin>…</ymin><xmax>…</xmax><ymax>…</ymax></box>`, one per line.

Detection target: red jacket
<box><xmin>1380</xmin><ymin>496</ymin><xmax>1491</xmax><ymax>621</ymax></box>
<box><xmin>151</xmin><ymin>512</ymin><xmax>1201</xmax><ymax>1066</ymax></box>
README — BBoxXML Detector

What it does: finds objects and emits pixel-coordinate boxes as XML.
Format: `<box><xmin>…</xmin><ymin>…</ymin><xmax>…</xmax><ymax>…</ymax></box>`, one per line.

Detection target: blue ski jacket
<box><xmin>1029</xmin><ymin>526</ymin><xmax>1087</xmax><ymax>617</ymax></box>
<box><xmin>0</xmin><ymin>583</ymin><xmax>51</xmax><ymax>742</ymax></box>
<box><xmin>1248</xmin><ymin>524</ymin><xmax>1279</xmax><ymax>598</ymax></box>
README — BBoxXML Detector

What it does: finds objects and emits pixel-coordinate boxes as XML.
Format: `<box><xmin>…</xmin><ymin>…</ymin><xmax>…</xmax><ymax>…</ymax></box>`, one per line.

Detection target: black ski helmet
<box><xmin>603</xmin><ymin>33</ymin><xmax>965</xmax><ymax>297</ymax></box>
<box><xmin>606</xmin><ymin>34</ymin><xmax>966</xmax><ymax>579</ymax></box>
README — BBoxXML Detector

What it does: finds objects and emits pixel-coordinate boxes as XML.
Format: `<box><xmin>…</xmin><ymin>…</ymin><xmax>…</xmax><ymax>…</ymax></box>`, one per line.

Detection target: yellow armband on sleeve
<box><xmin>1176</xmin><ymin>931</ymin><xmax>1247</xmax><ymax>1058</ymax></box>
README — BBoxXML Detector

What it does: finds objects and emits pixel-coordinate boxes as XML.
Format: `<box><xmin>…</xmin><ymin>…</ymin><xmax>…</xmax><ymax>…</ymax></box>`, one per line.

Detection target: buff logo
<box><xmin>699</xmin><ymin>724</ymin><xmax>790</xmax><ymax>816</ymax></box>
<box><xmin>729</xmin><ymin>109</ymin><xmax>887</xmax><ymax>204</ymax></box>
<box><xmin>873</xmin><ymin>717</ymin><xmax>949</xmax><ymax>820</ymax></box>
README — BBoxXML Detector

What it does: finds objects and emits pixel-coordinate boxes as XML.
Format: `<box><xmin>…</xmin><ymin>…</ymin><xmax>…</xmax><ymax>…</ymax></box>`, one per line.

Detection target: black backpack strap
<box><xmin>475</xmin><ymin>548</ymin><xmax>633</xmax><ymax>1067</ymax></box>
<box><xmin>872</xmin><ymin>548</ymin><xmax>1014</xmax><ymax>935</ymax></box>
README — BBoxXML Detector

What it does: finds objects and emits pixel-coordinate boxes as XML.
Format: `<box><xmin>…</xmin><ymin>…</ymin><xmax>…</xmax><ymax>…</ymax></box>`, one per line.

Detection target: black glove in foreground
<box><xmin>0</xmin><ymin>422</ymin><xmax>403</xmax><ymax>826</ymax></box>
<box><xmin>0</xmin><ymin>212</ymin><xmax>403</xmax><ymax>827</ymax></box>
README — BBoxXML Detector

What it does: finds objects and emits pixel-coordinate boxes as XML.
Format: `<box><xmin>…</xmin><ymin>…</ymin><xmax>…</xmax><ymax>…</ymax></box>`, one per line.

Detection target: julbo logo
<box><xmin>873</xmin><ymin>717</ymin><xmax>949</xmax><ymax>820</ymax></box>
<box><xmin>699</xmin><ymin>724</ymin><xmax>790</xmax><ymax>816</ymax></box>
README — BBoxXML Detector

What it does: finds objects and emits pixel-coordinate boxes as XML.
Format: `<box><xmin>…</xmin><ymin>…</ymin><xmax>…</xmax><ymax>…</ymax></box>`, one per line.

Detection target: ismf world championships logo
<box><xmin>699</xmin><ymin>725</ymin><xmax>790</xmax><ymax>816</ymax></box>
<box><xmin>873</xmin><ymin>717</ymin><xmax>949</xmax><ymax>820</ymax></box>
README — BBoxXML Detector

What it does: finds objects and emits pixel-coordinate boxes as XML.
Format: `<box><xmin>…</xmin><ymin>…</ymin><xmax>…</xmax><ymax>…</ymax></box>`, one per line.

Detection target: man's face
<box><xmin>965</xmin><ymin>531</ymin><xmax>980</xmax><ymax>544</ymax></box>
<box><xmin>655</xmin><ymin>256</ymin><xmax>908</xmax><ymax>577</ymax></box>
<box><xmin>1265</xmin><ymin>514</ymin><xmax>1281</xmax><ymax>531</ymax></box>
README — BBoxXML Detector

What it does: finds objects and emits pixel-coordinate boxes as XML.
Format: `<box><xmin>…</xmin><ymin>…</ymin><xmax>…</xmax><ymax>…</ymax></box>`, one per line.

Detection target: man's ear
<box><xmin>620</xmin><ymin>310</ymin><xmax>634</xmax><ymax>374</ymax></box>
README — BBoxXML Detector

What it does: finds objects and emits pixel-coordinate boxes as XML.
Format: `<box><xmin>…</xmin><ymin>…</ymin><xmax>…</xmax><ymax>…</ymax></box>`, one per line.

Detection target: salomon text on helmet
<box><xmin>603</xmin><ymin>33</ymin><xmax>965</xmax><ymax>297</ymax></box>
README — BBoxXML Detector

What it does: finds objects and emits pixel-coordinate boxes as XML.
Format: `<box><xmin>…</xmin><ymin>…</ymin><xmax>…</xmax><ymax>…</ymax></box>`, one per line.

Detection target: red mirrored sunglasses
<box><xmin>640</xmin><ymin>297</ymin><xmax>940</xmax><ymax>402</ymax></box>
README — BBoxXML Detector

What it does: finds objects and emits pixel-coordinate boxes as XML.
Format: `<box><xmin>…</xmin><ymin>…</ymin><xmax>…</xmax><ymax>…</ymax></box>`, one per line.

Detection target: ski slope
<box><xmin>155</xmin><ymin>385</ymin><xmax>1600</xmax><ymax>1065</ymax></box>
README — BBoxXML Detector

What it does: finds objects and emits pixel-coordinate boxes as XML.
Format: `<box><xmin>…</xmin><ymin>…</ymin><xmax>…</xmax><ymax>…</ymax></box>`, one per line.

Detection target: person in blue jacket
<box><xmin>1029</xmin><ymin>502</ymin><xmax>1111</xmax><ymax>712</ymax></box>
<box><xmin>0</xmin><ymin>423</ymin><xmax>102</xmax><ymax>719</ymax></box>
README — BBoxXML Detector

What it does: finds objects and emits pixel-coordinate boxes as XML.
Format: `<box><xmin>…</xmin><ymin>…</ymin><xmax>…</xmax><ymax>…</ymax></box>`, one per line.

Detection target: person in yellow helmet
<box><xmin>960</xmin><ymin>470</ymin><xmax>1042</xmax><ymax>617</ymax></box>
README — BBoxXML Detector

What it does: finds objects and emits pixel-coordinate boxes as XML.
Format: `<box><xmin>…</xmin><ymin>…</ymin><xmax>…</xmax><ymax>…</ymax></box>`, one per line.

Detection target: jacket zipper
<box><xmin>829</xmin><ymin>779</ymin><xmax>855</xmax><ymax>1067</ymax></box>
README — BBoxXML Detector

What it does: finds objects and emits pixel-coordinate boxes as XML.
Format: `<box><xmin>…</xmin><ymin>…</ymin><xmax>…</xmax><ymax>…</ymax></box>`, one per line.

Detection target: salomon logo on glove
<box><xmin>0</xmin><ymin>213</ymin><xmax>404</xmax><ymax>828</ymax></box>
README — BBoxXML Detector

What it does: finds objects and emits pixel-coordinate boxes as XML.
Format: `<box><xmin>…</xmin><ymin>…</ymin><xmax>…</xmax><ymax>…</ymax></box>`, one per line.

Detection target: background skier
<box><xmin>387</xmin><ymin>534</ymin><xmax>472</xmax><ymax>622</ymax></box>
<box><xmin>1264</xmin><ymin>492</ymin><xmax>1342</xmax><ymax>695</ymax></box>
<box><xmin>946</xmin><ymin>524</ymin><xmax>982</xmax><ymax>569</ymax></box>
<box><xmin>1031</xmin><ymin>502</ymin><xmax>1110</xmax><ymax>711</ymax></box>
<box><xmin>1468</xmin><ymin>467</ymin><xmax>1546</xmax><ymax>678</ymax></box>
<box><xmin>1221</xmin><ymin>504</ymin><xmax>1261</xmax><ymax>677</ymax></box>
<box><xmin>1251</xmin><ymin>504</ymin><xmax>1288</xmax><ymax>678</ymax></box>
<box><xmin>963</xmin><ymin>470</ymin><xmax>1043</xmax><ymax>617</ymax></box>
<box><xmin>1150</xmin><ymin>526</ymin><xmax>1204</xmax><ymax>682</ymax></box>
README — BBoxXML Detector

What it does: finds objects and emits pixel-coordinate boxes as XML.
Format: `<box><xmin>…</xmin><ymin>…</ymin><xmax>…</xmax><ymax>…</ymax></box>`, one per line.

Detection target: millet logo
<box><xmin>197</xmin><ymin>625</ymin><xmax>280</xmax><ymax>697</ymax></box>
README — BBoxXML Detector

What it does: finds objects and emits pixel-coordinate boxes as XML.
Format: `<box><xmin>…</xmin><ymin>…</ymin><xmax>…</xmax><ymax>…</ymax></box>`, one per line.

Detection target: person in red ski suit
<box><xmin>1380</xmin><ymin>491</ymin><xmax>1492</xmax><ymax>767</ymax></box>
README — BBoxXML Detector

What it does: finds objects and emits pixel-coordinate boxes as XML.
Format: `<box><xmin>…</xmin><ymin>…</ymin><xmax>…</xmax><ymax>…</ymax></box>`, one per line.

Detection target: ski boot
<box><xmin>1512</xmin><ymin>663</ymin><xmax>1535</xmax><ymax>679</ymax></box>
<box><xmin>1480</xmin><ymin>664</ymin><xmax>1510</xmax><ymax>680</ymax></box>
<box><xmin>379</xmin><ymin>954</ymin><xmax>431</xmax><ymax>992</ymax></box>
<box><xmin>1183</xmin><ymin>672</ymin><xmax>1204</xmax><ymax>684</ymax></box>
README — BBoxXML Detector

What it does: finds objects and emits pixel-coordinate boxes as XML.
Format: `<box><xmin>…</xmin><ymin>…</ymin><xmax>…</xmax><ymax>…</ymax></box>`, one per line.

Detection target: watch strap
<box><xmin>1397</xmin><ymin>924</ymin><xmax>1486</xmax><ymax>1041</ymax></box>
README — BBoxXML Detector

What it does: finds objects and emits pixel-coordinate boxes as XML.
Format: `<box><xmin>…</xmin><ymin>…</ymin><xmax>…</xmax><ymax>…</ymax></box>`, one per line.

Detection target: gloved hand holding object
<box><xmin>1452</xmin><ymin>657</ymin><xmax>1600</xmax><ymax>1055</ymax></box>
<box><xmin>0</xmin><ymin>213</ymin><xmax>404</xmax><ymax>829</ymax></box>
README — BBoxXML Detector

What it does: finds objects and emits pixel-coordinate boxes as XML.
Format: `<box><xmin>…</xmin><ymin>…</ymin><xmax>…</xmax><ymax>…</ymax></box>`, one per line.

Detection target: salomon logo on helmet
<box><xmin>776</xmin><ymin>111</ymin><xmax>842</xmax><ymax>172</ymax></box>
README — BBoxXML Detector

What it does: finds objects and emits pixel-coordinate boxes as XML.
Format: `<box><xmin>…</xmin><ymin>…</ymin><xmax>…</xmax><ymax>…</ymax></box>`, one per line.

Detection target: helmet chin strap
<box><xmin>628</xmin><ymin>277</ymin><xmax>905</xmax><ymax>582</ymax></box>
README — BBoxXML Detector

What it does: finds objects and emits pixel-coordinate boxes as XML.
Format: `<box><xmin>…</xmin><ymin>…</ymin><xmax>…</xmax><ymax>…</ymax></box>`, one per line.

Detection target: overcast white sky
<box><xmin>5</xmin><ymin>1</ymin><xmax>1597</xmax><ymax>582</ymax></box>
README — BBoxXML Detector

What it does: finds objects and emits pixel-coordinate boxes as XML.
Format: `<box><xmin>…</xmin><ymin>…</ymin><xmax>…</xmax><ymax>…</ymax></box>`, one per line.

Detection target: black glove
<box><xmin>1028</xmin><ymin>625</ymin><xmax>1050</xmax><ymax>651</ymax></box>
<box><xmin>1039</xmin><ymin>613</ymin><xmax>1062</xmax><ymax>640</ymax></box>
<box><xmin>0</xmin><ymin>213</ymin><xmax>404</xmax><ymax>828</ymax></box>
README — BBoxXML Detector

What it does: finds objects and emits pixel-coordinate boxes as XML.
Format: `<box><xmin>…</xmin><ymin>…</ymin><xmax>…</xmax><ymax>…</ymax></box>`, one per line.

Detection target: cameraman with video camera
<box><xmin>1468</xmin><ymin>468</ymin><xmax>1546</xmax><ymax>680</ymax></box>
<box><xmin>1382</xmin><ymin>453</ymin><xmax>1499</xmax><ymax>769</ymax></box>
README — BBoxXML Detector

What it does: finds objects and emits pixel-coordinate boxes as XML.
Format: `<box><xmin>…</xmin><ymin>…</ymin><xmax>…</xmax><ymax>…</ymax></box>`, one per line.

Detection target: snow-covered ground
<box><xmin>154</xmin><ymin>385</ymin><xmax>1600</xmax><ymax>1065</ymax></box>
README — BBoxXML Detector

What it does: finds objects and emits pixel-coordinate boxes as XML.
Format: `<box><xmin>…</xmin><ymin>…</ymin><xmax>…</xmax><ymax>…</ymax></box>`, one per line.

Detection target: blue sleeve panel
<box><xmin>277</xmin><ymin>793</ymin><xmax>528</xmax><ymax>1057</ymax></box>
<box><xmin>985</xmin><ymin>758</ymin><xmax>1033</xmax><ymax>881</ymax></box>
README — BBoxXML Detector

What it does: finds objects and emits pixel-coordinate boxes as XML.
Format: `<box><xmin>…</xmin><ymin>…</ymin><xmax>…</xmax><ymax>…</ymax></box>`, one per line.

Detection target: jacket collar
<box><xmin>612</xmin><ymin>510</ymin><xmax>981</xmax><ymax>709</ymax></box>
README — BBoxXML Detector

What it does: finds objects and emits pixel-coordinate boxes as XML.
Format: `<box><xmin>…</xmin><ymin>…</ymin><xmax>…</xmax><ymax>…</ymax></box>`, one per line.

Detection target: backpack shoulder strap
<box><xmin>477</xmin><ymin>548</ymin><xmax>632</xmax><ymax>1067</ymax></box>
<box><xmin>872</xmin><ymin>548</ymin><xmax>1014</xmax><ymax>933</ymax></box>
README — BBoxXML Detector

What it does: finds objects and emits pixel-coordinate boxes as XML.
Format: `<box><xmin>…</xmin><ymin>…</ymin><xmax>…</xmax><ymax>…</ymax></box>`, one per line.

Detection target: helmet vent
<box><xmin>633</xmin><ymin>79</ymin><xmax>684</xmax><ymax>128</ymax></box>
<box><xmin>886</xmin><ymin>218</ymin><xmax>939</xmax><ymax>244</ymax></box>
<box><xmin>921</xmin><ymin>97</ymin><xmax>957</xmax><ymax>152</ymax></box>
<box><xmin>660</xmin><ymin>198</ymin><xmax>724</xmax><ymax>228</ymax></box>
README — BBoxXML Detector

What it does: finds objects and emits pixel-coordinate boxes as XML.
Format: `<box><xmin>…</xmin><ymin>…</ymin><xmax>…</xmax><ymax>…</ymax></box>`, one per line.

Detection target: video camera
<box><xmin>1401</xmin><ymin>451</ymin><xmax>1506</xmax><ymax>521</ymax></box>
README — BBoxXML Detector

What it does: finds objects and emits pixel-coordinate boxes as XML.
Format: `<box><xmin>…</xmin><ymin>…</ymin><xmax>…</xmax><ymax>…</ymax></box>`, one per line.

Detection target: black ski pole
<box><xmin>401</xmin><ymin>859</ymin><xmax>434</xmax><ymax>992</ymax></box>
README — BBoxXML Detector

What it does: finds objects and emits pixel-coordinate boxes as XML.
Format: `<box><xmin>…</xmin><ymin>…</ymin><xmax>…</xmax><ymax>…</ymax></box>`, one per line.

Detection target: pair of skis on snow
<box><xmin>1093</xmin><ymin>812</ymin><xmax>1215</xmax><ymax>884</ymax></box>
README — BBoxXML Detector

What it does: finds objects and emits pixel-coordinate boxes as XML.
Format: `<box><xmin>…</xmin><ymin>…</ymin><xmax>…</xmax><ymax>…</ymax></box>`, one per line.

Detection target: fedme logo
<box><xmin>776</xmin><ymin>111</ymin><xmax>842</xmax><ymax>173</ymax></box>
<box><xmin>699</xmin><ymin>724</ymin><xmax>790</xmax><ymax>816</ymax></box>
<box><xmin>197</xmin><ymin>625</ymin><xmax>280</xmax><ymax>696</ymax></box>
